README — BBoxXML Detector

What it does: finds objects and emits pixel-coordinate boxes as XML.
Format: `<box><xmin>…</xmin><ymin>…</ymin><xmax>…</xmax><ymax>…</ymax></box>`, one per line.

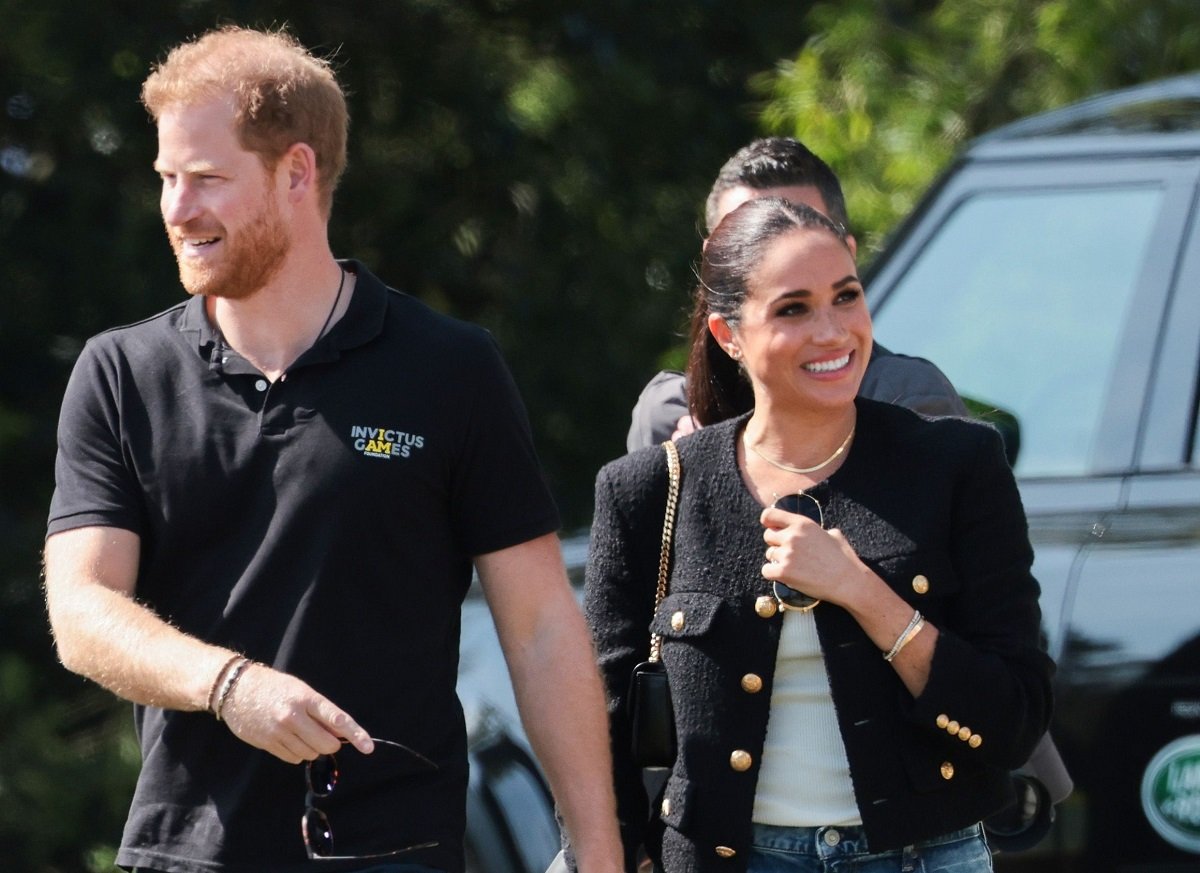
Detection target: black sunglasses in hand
<box><xmin>769</xmin><ymin>492</ymin><xmax>824</xmax><ymax>613</ymax></box>
<box><xmin>303</xmin><ymin>737</ymin><xmax>440</xmax><ymax>861</ymax></box>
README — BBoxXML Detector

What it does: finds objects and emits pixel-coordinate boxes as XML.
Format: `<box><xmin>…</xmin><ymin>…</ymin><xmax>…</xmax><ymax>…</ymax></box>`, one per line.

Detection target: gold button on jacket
<box><xmin>715</xmin><ymin>846</ymin><xmax>737</xmax><ymax>858</ymax></box>
<box><xmin>946</xmin><ymin>720</ymin><xmax>960</xmax><ymax>735</ymax></box>
<box><xmin>730</xmin><ymin>750</ymin><xmax>753</xmax><ymax>771</ymax></box>
<box><xmin>912</xmin><ymin>574</ymin><xmax>930</xmax><ymax>594</ymax></box>
<box><xmin>968</xmin><ymin>734</ymin><xmax>983</xmax><ymax>748</ymax></box>
<box><xmin>936</xmin><ymin>714</ymin><xmax>950</xmax><ymax>729</ymax></box>
<box><xmin>671</xmin><ymin>610</ymin><xmax>686</xmax><ymax>631</ymax></box>
<box><xmin>754</xmin><ymin>595</ymin><xmax>778</xmax><ymax>618</ymax></box>
<box><xmin>940</xmin><ymin>761</ymin><xmax>955</xmax><ymax>780</ymax></box>
<box><xmin>740</xmin><ymin>673</ymin><xmax>763</xmax><ymax>693</ymax></box>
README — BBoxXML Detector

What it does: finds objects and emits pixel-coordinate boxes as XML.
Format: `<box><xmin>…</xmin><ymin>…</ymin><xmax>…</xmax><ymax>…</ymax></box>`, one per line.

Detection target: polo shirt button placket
<box><xmin>254</xmin><ymin>378</ymin><xmax>271</xmax><ymax>431</ymax></box>
<box><xmin>256</xmin><ymin>376</ymin><xmax>292</xmax><ymax>434</ymax></box>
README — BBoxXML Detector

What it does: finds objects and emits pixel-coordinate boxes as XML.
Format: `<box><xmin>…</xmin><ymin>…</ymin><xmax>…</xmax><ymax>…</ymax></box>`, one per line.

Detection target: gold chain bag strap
<box><xmin>628</xmin><ymin>439</ymin><xmax>681</xmax><ymax>768</ymax></box>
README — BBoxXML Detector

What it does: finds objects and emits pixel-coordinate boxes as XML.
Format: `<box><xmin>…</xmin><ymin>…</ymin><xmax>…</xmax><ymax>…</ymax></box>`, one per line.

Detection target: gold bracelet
<box><xmin>213</xmin><ymin>657</ymin><xmax>251</xmax><ymax>722</ymax></box>
<box><xmin>207</xmin><ymin>653</ymin><xmax>243</xmax><ymax>714</ymax></box>
<box><xmin>883</xmin><ymin>610</ymin><xmax>925</xmax><ymax>662</ymax></box>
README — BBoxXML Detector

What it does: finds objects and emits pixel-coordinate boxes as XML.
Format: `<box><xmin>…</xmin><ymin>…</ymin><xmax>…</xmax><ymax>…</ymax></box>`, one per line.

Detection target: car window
<box><xmin>872</xmin><ymin>184</ymin><xmax>1163</xmax><ymax>477</ymax></box>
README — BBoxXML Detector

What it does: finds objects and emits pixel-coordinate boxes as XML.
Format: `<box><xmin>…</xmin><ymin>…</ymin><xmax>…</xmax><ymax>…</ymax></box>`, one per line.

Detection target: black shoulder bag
<box><xmin>628</xmin><ymin>439</ymin><xmax>680</xmax><ymax>769</ymax></box>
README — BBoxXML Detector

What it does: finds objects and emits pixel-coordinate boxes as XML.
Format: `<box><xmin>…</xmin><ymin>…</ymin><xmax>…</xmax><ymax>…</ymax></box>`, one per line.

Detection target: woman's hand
<box><xmin>759</xmin><ymin>504</ymin><xmax>873</xmax><ymax>610</ymax></box>
<box><xmin>762</xmin><ymin>504</ymin><xmax>938</xmax><ymax>694</ymax></box>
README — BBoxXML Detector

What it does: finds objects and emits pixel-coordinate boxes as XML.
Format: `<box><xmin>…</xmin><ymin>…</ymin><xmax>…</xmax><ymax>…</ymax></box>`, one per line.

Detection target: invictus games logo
<box><xmin>350</xmin><ymin>425</ymin><xmax>425</xmax><ymax>460</ymax></box>
<box><xmin>1141</xmin><ymin>734</ymin><xmax>1200</xmax><ymax>853</ymax></box>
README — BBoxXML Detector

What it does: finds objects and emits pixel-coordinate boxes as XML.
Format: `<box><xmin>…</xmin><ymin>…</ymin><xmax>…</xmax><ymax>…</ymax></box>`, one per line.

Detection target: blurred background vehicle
<box><xmin>457</xmin><ymin>72</ymin><xmax>1200</xmax><ymax>873</ymax></box>
<box><xmin>867</xmin><ymin>71</ymin><xmax>1200</xmax><ymax>872</ymax></box>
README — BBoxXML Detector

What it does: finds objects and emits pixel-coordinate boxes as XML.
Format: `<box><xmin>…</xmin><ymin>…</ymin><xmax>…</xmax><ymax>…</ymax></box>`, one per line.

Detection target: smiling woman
<box><xmin>703</xmin><ymin>204</ymin><xmax>868</xmax><ymax>447</ymax></box>
<box><xmin>573</xmin><ymin>196</ymin><xmax>1054</xmax><ymax>873</ymax></box>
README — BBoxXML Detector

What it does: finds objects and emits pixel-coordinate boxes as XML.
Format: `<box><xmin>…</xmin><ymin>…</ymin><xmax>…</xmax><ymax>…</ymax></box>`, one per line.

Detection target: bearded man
<box><xmin>43</xmin><ymin>26</ymin><xmax>622</xmax><ymax>873</ymax></box>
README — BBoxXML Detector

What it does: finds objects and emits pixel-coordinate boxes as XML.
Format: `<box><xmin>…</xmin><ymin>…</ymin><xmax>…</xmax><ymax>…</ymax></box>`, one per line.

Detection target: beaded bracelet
<box><xmin>883</xmin><ymin>610</ymin><xmax>926</xmax><ymax>662</ymax></box>
<box><xmin>206</xmin><ymin>653</ymin><xmax>244</xmax><ymax>714</ymax></box>
<box><xmin>213</xmin><ymin>657</ymin><xmax>252</xmax><ymax>722</ymax></box>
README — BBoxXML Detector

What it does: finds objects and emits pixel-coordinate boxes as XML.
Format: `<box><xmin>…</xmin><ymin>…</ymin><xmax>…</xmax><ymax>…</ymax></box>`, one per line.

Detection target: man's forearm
<box><xmin>44</xmin><ymin>527</ymin><xmax>234</xmax><ymax>712</ymax></box>
<box><xmin>48</xmin><ymin>572</ymin><xmax>235</xmax><ymax>711</ymax></box>
<box><xmin>475</xmin><ymin>534</ymin><xmax>624</xmax><ymax>870</ymax></box>
<box><xmin>508</xmin><ymin>607</ymin><xmax>624</xmax><ymax>872</ymax></box>
<box><xmin>45</xmin><ymin>527</ymin><xmax>373</xmax><ymax>764</ymax></box>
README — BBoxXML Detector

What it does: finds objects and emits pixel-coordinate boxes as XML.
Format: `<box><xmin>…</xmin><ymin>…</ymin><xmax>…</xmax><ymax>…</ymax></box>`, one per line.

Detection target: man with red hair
<box><xmin>44</xmin><ymin>26</ymin><xmax>621</xmax><ymax>873</ymax></box>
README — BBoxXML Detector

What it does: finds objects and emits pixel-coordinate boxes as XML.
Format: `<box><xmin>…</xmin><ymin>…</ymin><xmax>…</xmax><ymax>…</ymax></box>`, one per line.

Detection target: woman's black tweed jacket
<box><xmin>581</xmin><ymin>399</ymin><xmax>1054</xmax><ymax>873</ymax></box>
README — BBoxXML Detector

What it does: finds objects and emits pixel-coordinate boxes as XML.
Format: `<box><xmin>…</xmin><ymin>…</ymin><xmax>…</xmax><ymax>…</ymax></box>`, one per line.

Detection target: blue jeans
<box><xmin>747</xmin><ymin>822</ymin><xmax>993</xmax><ymax>872</ymax></box>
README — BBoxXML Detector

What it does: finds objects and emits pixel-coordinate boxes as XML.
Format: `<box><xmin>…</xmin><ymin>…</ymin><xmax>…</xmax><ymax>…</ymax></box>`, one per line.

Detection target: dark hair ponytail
<box><xmin>686</xmin><ymin>298</ymin><xmax>754</xmax><ymax>426</ymax></box>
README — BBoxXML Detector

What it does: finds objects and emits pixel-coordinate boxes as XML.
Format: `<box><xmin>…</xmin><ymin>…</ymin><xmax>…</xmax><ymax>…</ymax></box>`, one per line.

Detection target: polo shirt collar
<box><xmin>322</xmin><ymin>259</ymin><xmax>388</xmax><ymax>354</ymax></box>
<box><xmin>177</xmin><ymin>258</ymin><xmax>389</xmax><ymax>370</ymax></box>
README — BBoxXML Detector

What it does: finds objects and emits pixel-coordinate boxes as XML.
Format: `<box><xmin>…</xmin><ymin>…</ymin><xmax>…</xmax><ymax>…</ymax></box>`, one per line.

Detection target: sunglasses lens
<box><xmin>303</xmin><ymin>807</ymin><xmax>334</xmax><ymax>857</ymax></box>
<box><xmin>307</xmin><ymin>754</ymin><xmax>338</xmax><ymax>797</ymax></box>
<box><xmin>773</xmin><ymin>493</ymin><xmax>822</xmax><ymax>525</ymax></box>
<box><xmin>773</xmin><ymin>580</ymin><xmax>820</xmax><ymax>612</ymax></box>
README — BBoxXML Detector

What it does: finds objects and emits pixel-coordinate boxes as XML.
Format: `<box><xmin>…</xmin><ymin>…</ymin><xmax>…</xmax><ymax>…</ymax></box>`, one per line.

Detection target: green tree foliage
<box><xmin>759</xmin><ymin>0</ymin><xmax>1200</xmax><ymax>255</ymax></box>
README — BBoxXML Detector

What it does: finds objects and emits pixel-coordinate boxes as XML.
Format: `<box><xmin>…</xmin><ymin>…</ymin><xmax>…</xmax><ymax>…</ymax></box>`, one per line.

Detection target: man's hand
<box><xmin>670</xmin><ymin>413</ymin><xmax>697</xmax><ymax>440</ymax></box>
<box><xmin>219</xmin><ymin>664</ymin><xmax>373</xmax><ymax>763</ymax></box>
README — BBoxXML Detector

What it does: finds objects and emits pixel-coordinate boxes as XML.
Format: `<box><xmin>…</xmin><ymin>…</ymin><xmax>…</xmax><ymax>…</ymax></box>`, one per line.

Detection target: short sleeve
<box><xmin>47</xmin><ymin>340</ymin><xmax>146</xmax><ymax>537</ymax></box>
<box><xmin>626</xmin><ymin>370</ymin><xmax>688</xmax><ymax>452</ymax></box>
<box><xmin>859</xmin><ymin>352</ymin><xmax>969</xmax><ymax>417</ymax></box>
<box><xmin>449</xmin><ymin>334</ymin><xmax>560</xmax><ymax>556</ymax></box>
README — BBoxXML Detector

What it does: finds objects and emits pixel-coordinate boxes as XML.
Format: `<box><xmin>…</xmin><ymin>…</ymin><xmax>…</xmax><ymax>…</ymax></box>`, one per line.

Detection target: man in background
<box><xmin>626</xmin><ymin>137</ymin><xmax>967</xmax><ymax>453</ymax></box>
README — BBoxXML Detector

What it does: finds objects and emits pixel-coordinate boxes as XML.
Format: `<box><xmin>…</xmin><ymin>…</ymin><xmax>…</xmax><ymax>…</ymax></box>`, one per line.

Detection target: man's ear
<box><xmin>279</xmin><ymin>142</ymin><xmax>318</xmax><ymax>204</ymax></box>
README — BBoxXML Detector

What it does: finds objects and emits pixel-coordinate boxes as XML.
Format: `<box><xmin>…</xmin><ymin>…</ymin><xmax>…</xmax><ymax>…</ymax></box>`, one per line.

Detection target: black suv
<box><xmin>458</xmin><ymin>74</ymin><xmax>1200</xmax><ymax>872</ymax></box>
<box><xmin>867</xmin><ymin>72</ymin><xmax>1200</xmax><ymax>872</ymax></box>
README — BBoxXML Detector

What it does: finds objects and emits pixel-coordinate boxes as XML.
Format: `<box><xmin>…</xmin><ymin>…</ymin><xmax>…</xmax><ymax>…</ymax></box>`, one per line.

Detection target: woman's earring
<box><xmin>729</xmin><ymin>346</ymin><xmax>742</xmax><ymax>360</ymax></box>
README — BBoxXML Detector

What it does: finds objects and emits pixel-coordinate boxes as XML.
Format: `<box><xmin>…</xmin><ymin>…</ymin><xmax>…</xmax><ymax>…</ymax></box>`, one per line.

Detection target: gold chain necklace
<box><xmin>745</xmin><ymin>426</ymin><xmax>855</xmax><ymax>475</ymax></box>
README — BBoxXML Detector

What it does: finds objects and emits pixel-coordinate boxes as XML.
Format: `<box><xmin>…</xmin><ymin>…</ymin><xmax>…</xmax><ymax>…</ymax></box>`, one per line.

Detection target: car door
<box><xmin>1053</xmin><ymin>191</ymin><xmax>1200</xmax><ymax>870</ymax></box>
<box><xmin>865</xmin><ymin>151</ymin><xmax>1200</xmax><ymax>870</ymax></box>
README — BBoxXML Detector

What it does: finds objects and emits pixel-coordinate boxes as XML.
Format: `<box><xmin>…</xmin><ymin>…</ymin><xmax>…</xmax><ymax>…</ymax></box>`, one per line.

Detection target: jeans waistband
<box><xmin>751</xmin><ymin>821</ymin><xmax>984</xmax><ymax>857</ymax></box>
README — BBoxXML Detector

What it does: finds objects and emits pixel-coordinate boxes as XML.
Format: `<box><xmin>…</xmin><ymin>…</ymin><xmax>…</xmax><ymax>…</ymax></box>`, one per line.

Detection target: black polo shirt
<box><xmin>48</xmin><ymin>261</ymin><xmax>560</xmax><ymax>873</ymax></box>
